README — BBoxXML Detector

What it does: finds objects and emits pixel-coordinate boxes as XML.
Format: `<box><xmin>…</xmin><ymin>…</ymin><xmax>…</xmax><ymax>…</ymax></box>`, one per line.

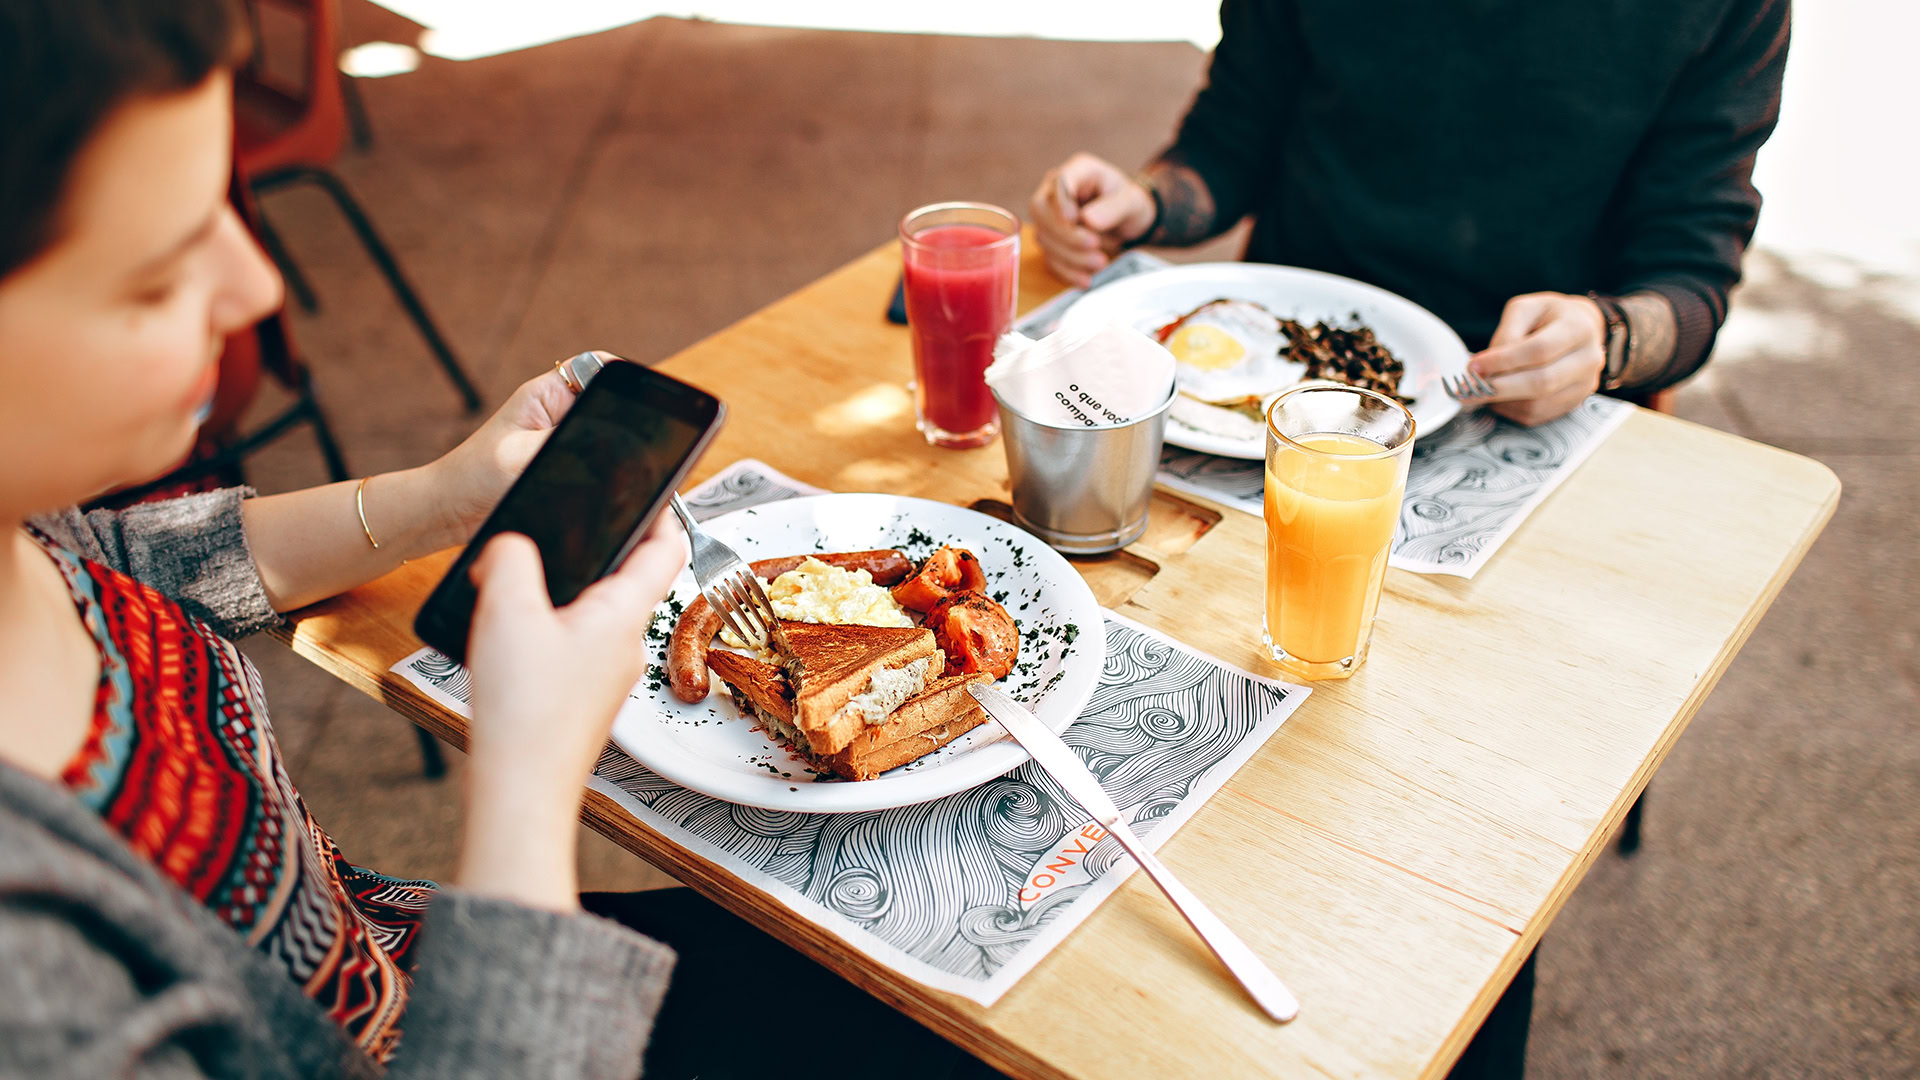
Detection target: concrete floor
<box><xmin>237</xmin><ymin>5</ymin><xmax>1918</xmax><ymax>1077</ymax></box>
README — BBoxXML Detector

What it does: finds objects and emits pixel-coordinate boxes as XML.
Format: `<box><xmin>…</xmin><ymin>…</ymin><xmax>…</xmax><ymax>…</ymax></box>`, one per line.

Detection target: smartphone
<box><xmin>414</xmin><ymin>359</ymin><xmax>724</xmax><ymax>662</ymax></box>
<box><xmin>886</xmin><ymin>274</ymin><xmax>908</xmax><ymax>325</ymax></box>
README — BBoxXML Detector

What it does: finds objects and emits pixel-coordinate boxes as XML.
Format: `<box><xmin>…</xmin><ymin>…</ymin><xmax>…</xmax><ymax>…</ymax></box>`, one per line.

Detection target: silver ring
<box><xmin>555</xmin><ymin>350</ymin><xmax>611</xmax><ymax>394</ymax></box>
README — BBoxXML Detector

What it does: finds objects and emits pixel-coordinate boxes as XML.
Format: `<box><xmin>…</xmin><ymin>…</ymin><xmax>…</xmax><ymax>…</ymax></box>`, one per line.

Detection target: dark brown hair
<box><xmin>0</xmin><ymin>0</ymin><xmax>246</xmax><ymax>280</ymax></box>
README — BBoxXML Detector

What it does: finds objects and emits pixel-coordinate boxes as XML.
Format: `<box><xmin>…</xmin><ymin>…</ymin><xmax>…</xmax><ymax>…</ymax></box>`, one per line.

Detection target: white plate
<box><xmin>612</xmin><ymin>494</ymin><xmax>1106</xmax><ymax>813</ymax></box>
<box><xmin>1058</xmin><ymin>263</ymin><xmax>1470</xmax><ymax>459</ymax></box>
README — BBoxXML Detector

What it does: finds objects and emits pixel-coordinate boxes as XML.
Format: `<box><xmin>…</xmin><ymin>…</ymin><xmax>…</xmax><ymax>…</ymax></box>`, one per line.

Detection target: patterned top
<box><xmin>35</xmin><ymin>527</ymin><xmax>435</xmax><ymax>1062</ymax></box>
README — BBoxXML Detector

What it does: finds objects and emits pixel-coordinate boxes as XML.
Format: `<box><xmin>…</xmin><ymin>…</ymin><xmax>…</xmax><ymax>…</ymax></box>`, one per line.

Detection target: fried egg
<box><xmin>1167</xmin><ymin>393</ymin><xmax>1268</xmax><ymax>442</ymax></box>
<box><xmin>1158</xmin><ymin>299</ymin><xmax>1303</xmax><ymax>406</ymax></box>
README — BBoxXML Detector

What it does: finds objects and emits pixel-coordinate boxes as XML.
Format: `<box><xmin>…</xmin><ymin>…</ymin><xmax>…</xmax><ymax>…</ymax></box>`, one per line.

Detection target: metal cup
<box><xmin>992</xmin><ymin>383</ymin><xmax>1176</xmax><ymax>555</ymax></box>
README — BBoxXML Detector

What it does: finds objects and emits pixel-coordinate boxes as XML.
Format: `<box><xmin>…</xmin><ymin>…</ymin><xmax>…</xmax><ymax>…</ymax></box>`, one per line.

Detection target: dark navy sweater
<box><xmin>1163</xmin><ymin>0</ymin><xmax>1789</xmax><ymax>387</ymax></box>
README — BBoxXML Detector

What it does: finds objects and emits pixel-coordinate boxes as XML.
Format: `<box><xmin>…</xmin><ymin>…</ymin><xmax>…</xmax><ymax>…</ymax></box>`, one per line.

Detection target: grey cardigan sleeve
<box><xmin>0</xmin><ymin>887</ymin><xmax>674</xmax><ymax>1080</ymax></box>
<box><xmin>2</xmin><ymin>764</ymin><xmax>678</xmax><ymax>1080</ymax></box>
<box><xmin>31</xmin><ymin>488</ymin><xmax>281</xmax><ymax>639</ymax></box>
<box><xmin>391</xmin><ymin>891</ymin><xmax>677</xmax><ymax>1079</ymax></box>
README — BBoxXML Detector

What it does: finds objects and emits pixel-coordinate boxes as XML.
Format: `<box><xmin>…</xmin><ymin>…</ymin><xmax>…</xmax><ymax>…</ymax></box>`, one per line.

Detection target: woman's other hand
<box><xmin>454</xmin><ymin>521</ymin><xmax>687</xmax><ymax>911</ymax></box>
<box><xmin>1467</xmin><ymin>293</ymin><xmax>1607</xmax><ymax>426</ymax></box>
<box><xmin>1028</xmin><ymin>152</ymin><xmax>1157</xmax><ymax>288</ymax></box>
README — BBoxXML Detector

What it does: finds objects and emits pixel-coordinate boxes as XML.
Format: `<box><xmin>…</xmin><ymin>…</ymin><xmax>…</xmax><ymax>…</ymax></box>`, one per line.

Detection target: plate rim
<box><xmin>609</xmin><ymin>492</ymin><xmax>1107</xmax><ymax>813</ymax></box>
<box><xmin>1059</xmin><ymin>261</ymin><xmax>1469</xmax><ymax>460</ymax></box>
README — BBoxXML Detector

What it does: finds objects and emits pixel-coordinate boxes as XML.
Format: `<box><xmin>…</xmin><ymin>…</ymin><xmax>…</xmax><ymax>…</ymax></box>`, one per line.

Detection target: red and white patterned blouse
<box><xmin>36</xmin><ymin>526</ymin><xmax>434</xmax><ymax>1062</ymax></box>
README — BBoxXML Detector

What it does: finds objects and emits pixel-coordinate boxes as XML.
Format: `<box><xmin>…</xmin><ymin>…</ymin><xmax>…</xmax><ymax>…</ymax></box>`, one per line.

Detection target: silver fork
<box><xmin>1442</xmin><ymin>370</ymin><xmax>1499</xmax><ymax>401</ymax></box>
<box><xmin>667</xmin><ymin>493</ymin><xmax>786</xmax><ymax>654</ymax></box>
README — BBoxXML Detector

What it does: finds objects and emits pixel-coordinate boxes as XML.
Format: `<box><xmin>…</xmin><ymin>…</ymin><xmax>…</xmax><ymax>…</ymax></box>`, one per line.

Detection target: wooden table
<box><xmin>280</xmin><ymin>236</ymin><xmax>1838</xmax><ymax>1079</ymax></box>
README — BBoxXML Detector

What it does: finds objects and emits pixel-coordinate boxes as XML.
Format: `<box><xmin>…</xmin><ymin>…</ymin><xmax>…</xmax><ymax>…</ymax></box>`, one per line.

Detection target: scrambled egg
<box><xmin>717</xmin><ymin>557</ymin><xmax>912</xmax><ymax>647</ymax></box>
<box><xmin>769</xmin><ymin>557</ymin><xmax>913</xmax><ymax>626</ymax></box>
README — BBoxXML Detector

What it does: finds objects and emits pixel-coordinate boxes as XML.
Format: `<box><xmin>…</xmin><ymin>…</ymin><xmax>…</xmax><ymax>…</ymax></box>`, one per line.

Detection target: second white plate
<box><xmin>1059</xmin><ymin>262</ymin><xmax>1470</xmax><ymax>459</ymax></box>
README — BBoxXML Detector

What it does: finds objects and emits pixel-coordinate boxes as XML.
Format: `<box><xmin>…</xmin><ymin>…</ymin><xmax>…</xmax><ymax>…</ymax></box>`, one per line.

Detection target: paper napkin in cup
<box><xmin>985</xmin><ymin>325</ymin><xmax>1176</xmax><ymax>428</ymax></box>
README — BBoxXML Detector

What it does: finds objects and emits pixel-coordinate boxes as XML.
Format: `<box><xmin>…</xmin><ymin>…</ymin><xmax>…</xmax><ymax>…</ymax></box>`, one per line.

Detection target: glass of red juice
<box><xmin>899</xmin><ymin>202</ymin><xmax>1020</xmax><ymax>449</ymax></box>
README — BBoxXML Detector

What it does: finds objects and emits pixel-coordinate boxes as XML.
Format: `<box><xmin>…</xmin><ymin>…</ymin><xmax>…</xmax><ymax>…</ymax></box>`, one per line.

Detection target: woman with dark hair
<box><xmin>0</xmin><ymin>2</ymin><xmax>687</xmax><ymax>1075</ymax></box>
<box><xmin>0</xmin><ymin>3</ymin><xmax>989</xmax><ymax>1077</ymax></box>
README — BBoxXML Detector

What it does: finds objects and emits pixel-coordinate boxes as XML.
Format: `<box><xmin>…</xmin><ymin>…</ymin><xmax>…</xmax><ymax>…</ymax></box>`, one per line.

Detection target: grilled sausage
<box><xmin>664</xmin><ymin>549</ymin><xmax>912</xmax><ymax>703</ymax></box>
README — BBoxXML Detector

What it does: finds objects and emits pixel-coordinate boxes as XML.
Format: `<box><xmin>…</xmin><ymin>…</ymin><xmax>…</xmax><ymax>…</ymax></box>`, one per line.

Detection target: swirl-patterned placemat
<box><xmin>390</xmin><ymin>459</ymin><xmax>1308</xmax><ymax>1005</ymax></box>
<box><xmin>1158</xmin><ymin>395</ymin><xmax>1634</xmax><ymax>578</ymax></box>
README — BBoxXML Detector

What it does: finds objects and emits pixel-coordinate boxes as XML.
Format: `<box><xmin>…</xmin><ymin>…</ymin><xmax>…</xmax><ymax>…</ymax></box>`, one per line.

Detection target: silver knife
<box><xmin>966</xmin><ymin>682</ymin><xmax>1300</xmax><ymax>1023</ymax></box>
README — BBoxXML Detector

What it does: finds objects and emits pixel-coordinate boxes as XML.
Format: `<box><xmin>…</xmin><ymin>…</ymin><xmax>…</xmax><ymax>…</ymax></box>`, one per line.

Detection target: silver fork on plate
<box><xmin>1441</xmin><ymin>369</ymin><xmax>1499</xmax><ymax>402</ymax></box>
<box><xmin>667</xmin><ymin>493</ymin><xmax>786</xmax><ymax>653</ymax></box>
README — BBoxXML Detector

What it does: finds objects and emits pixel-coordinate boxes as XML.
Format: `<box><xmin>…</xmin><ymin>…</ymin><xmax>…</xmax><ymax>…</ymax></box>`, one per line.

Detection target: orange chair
<box><xmin>235</xmin><ymin>0</ymin><xmax>480</xmax><ymax>413</ymax></box>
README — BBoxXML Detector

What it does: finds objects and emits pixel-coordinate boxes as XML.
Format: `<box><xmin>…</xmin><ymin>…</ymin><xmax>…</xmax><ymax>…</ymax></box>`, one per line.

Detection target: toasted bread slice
<box><xmin>780</xmin><ymin>622</ymin><xmax>940</xmax><ymax>757</ymax></box>
<box><xmin>705</xmin><ymin>648</ymin><xmax>794</xmax><ymax>728</ymax></box>
<box><xmin>709</xmin><ymin>655</ymin><xmax>989</xmax><ymax>781</ymax></box>
<box><xmin>824</xmin><ymin>673</ymin><xmax>990</xmax><ymax>781</ymax></box>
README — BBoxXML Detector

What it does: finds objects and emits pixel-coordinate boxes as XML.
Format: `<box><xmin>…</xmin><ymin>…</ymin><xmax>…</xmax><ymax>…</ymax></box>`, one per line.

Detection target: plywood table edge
<box><xmin>1416</xmin><ymin>453</ymin><xmax>1840</xmax><ymax>1078</ymax></box>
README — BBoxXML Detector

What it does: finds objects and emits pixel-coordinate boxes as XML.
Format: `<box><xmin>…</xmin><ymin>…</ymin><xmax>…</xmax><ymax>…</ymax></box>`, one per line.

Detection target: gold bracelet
<box><xmin>355</xmin><ymin>477</ymin><xmax>381</xmax><ymax>550</ymax></box>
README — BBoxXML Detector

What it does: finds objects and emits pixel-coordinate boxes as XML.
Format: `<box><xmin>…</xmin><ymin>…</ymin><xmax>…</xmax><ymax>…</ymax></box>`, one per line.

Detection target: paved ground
<box><xmin>238</xmin><ymin>5</ymin><xmax>1918</xmax><ymax>1076</ymax></box>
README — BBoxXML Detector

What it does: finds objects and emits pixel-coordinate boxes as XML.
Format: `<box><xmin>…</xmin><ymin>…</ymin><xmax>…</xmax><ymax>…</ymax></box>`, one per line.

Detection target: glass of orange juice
<box><xmin>1263</xmin><ymin>384</ymin><xmax>1415</xmax><ymax>681</ymax></box>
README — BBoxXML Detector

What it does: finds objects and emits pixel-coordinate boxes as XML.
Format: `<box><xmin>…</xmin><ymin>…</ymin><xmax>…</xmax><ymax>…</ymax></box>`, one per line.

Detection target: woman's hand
<box><xmin>455</xmin><ymin>521</ymin><xmax>687</xmax><ymax>912</ymax></box>
<box><xmin>1467</xmin><ymin>293</ymin><xmax>1607</xmax><ymax>426</ymax></box>
<box><xmin>426</xmin><ymin>368</ymin><xmax>579</xmax><ymax>549</ymax></box>
<box><xmin>1028</xmin><ymin>152</ymin><xmax>1157</xmax><ymax>288</ymax></box>
<box><xmin>244</xmin><ymin>361</ymin><xmax>609</xmax><ymax>612</ymax></box>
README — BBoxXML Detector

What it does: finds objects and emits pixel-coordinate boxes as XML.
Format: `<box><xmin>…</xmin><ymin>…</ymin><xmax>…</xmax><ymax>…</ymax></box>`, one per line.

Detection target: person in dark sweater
<box><xmin>1032</xmin><ymin>0</ymin><xmax>1790</xmax><ymax>424</ymax></box>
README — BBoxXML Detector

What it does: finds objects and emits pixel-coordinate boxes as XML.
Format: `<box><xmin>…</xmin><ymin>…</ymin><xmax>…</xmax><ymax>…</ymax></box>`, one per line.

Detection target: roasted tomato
<box><xmin>922</xmin><ymin>590</ymin><xmax>1019</xmax><ymax>679</ymax></box>
<box><xmin>890</xmin><ymin>545</ymin><xmax>989</xmax><ymax>612</ymax></box>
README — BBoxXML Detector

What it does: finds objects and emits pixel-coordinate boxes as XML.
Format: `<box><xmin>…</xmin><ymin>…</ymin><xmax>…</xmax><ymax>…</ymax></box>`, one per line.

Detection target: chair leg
<box><xmin>254</xmin><ymin>206</ymin><xmax>321</xmax><ymax>313</ymax></box>
<box><xmin>298</xmin><ymin>374</ymin><xmax>352</xmax><ymax>483</ymax></box>
<box><xmin>413</xmin><ymin>726</ymin><xmax>447</xmax><ymax>779</ymax></box>
<box><xmin>341</xmin><ymin>72</ymin><xmax>375</xmax><ymax>150</ymax></box>
<box><xmin>277</xmin><ymin>166</ymin><xmax>484</xmax><ymax>413</ymax></box>
<box><xmin>1618</xmin><ymin>789</ymin><xmax>1646</xmax><ymax>856</ymax></box>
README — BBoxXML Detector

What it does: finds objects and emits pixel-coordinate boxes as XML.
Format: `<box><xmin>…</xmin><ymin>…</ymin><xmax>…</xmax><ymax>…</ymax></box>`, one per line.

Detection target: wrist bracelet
<box><xmin>355</xmin><ymin>477</ymin><xmax>381</xmax><ymax>550</ymax></box>
<box><xmin>1587</xmin><ymin>291</ymin><xmax>1631</xmax><ymax>391</ymax></box>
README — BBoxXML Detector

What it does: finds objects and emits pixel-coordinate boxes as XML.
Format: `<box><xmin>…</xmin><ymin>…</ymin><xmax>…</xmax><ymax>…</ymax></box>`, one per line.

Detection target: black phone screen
<box><xmin>414</xmin><ymin>360</ymin><xmax>722</xmax><ymax>661</ymax></box>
